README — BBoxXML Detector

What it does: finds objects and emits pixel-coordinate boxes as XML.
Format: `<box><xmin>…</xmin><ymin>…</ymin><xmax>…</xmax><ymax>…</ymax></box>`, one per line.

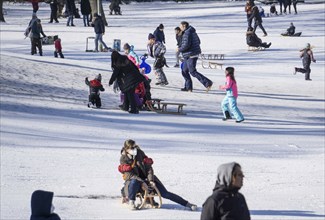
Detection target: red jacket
<box><xmin>54</xmin><ymin>40</ymin><xmax>62</xmax><ymax>51</ymax></box>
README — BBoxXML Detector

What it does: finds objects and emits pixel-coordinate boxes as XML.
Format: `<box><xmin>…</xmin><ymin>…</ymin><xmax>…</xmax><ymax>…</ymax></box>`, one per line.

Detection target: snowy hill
<box><xmin>0</xmin><ymin>1</ymin><xmax>324</xmax><ymax>219</ymax></box>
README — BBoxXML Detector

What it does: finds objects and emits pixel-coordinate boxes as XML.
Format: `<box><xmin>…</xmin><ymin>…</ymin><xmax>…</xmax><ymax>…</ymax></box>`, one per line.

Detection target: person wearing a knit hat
<box><xmin>85</xmin><ymin>74</ymin><xmax>105</xmax><ymax>108</ymax></box>
<box><xmin>153</xmin><ymin>23</ymin><xmax>165</xmax><ymax>44</ymax></box>
<box><xmin>294</xmin><ymin>43</ymin><xmax>316</xmax><ymax>81</ymax></box>
<box><xmin>147</xmin><ymin>33</ymin><xmax>169</xmax><ymax>85</ymax></box>
<box><xmin>201</xmin><ymin>162</ymin><xmax>250</xmax><ymax>220</ymax></box>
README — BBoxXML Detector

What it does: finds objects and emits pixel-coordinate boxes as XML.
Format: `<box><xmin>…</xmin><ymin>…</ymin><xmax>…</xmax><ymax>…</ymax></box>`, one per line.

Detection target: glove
<box><xmin>149</xmin><ymin>181</ymin><xmax>156</xmax><ymax>187</ymax></box>
<box><xmin>143</xmin><ymin>157</ymin><xmax>153</xmax><ymax>165</ymax></box>
<box><xmin>141</xmin><ymin>182</ymin><xmax>149</xmax><ymax>191</ymax></box>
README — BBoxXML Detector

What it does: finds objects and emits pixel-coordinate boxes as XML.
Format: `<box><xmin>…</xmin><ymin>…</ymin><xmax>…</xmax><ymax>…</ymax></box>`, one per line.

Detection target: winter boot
<box><xmin>128</xmin><ymin>200</ymin><xmax>136</xmax><ymax>210</ymax></box>
<box><xmin>222</xmin><ymin>111</ymin><xmax>232</xmax><ymax>121</ymax></box>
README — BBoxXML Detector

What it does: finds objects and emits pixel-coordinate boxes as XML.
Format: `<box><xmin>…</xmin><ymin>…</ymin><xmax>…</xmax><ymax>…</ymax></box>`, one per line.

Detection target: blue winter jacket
<box><xmin>178</xmin><ymin>26</ymin><xmax>201</xmax><ymax>59</ymax></box>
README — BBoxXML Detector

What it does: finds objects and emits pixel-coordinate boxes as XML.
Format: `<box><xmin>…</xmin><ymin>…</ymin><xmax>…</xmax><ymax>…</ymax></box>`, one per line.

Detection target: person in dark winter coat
<box><xmin>248</xmin><ymin>6</ymin><xmax>267</xmax><ymax>36</ymax></box>
<box><xmin>200</xmin><ymin>162</ymin><xmax>250</xmax><ymax>220</ymax></box>
<box><xmin>65</xmin><ymin>0</ymin><xmax>76</xmax><ymax>26</ymax></box>
<box><xmin>174</xmin><ymin>27</ymin><xmax>183</xmax><ymax>67</ymax></box>
<box><xmin>147</xmin><ymin>33</ymin><xmax>169</xmax><ymax>86</ymax></box>
<box><xmin>118</xmin><ymin>139</ymin><xmax>197</xmax><ymax>211</ymax></box>
<box><xmin>109</xmin><ymin>51</ymin><xmax>146</xmax><ymax>114</ymax></box>
<box><xmin>80</xmin><ymin>0</ymin><xmax>91</xmax><ymax>26</ymax></box>
<box><xmin>30</xmin><ymin>190</ymin><xmax>61</xmax><ymax>220</ymax></box>
<box><xmin>283</xmin><ymin>22</ymin><xmax>295</xmax><ymax>36</ymax></box>
<box><xmin>30</xmin><ymin>19</ymin><xmax>46</xmax><ymax>56</ymax></box>
<box><xmin>92</xmin><ymin>13</ymin><xmax>110</xmax><ymax>52</ymax></box>
<box><xmin>246</xmin><ymin>27</ymin><xmax>271</xmax><ymax>48</ymax></box>
<box><xmin>49</xmin><ymin>0</ymin><xmax>59</xmax><ymax>23</ymax></box>
<box><xmin>294</xmin><ymin>43</ymin><xmax>316</xmax><ymax>81</ymax></box>
<box><xmin>153</xmin><ymin>24</ymin><xmax>165</xmax><ymax>44</ymax></box>
<box><xmin>85</xmin><ymin>74</ymin><xmax>105</xmax><ymax>108</ymax></box>
<box><xmin>109</xmin><ymin>0</ymin><xmax>122</xmax><ymax>15</ymax></box>
<box><xmin>178</xmin><ymin>21</ymin><xmax>213</xmax><ymax>92</ymax></box>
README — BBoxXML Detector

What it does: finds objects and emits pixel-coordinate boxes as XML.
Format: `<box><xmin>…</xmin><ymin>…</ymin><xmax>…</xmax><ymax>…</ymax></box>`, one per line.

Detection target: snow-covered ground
<box><xmin>1</xmin><ymin>1</ymin><xmax>324</xmax><ymax>219</ymax></box>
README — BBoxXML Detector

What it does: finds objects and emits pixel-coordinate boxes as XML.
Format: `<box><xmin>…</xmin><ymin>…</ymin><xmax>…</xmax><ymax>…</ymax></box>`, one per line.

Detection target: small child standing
<box><xmin>219</xmin><ymin>67</ymin><xmax>244</xmax><ymax>123</ymax></box>
<box><xmin>85</xmin><ymin>74</ymin><xmax>105</xmax><ymax>108</ymax></box>
<box><xmin>294</xmin><ymin>43</ymin><xmax>316</xmax><ymax>81</ymax></box>
<box><xmin>54</xmin><ymin>38</ymin><xmax>64</xmax><ymax>58</ymax></box>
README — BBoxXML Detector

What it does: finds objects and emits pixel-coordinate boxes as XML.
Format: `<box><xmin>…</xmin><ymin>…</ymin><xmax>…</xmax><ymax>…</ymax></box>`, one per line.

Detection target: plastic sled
<box><xmin>140</xmin><ymin>55</ymin><xmax>151</xmax><ymax>74</ymax></box>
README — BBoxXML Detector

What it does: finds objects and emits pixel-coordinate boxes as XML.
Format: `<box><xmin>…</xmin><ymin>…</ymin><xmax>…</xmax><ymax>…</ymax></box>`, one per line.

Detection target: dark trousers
<box><xmin>296</xmin><ymin>64</ymin><xmax>311</xmax><ymax>80</ymax></box>
<box><xmin>278</xmin><ymin>0</ymin><xmax>284</xmax><ymax>13</ymax></box>
<box><xmin>154</xmin><ymin>176</ymin><xmax>188</xmax><ymax>207</ymax></box>
<box><xmin>50</xmin><ymin>4</ymin><xmax>58</xmax><ymax>22</ymax></box>
<box><xmin>88</xmin><ymin>93</ymin><xmax>101</xmax><ymax>108</ymax></box>
<box><xmin>253</xmin><ymin>22</ymin><xmax>267</xmax><ymax>35</ymax></box>
<box><xmin>123</xmin><ymin>88</ymin><xmax>137</xmax><ymax>112</ymax></box>
<box><xmin>182</xmin><ymin>57</ymin><xmax>212</xmax><ymax>89</ymax></box>
<box><xmin>54</xmin><ymin>50</ymin><xmax>64</xmax><ymax>58</ymax></box>
<box><xmin>31</xmin><ymin>38</ymin><xmax>42</xmax><ymax>55</ymax></box>
<box><xmin>246</xmin><ymin>14</ymin><xmax>252</xmax><ymax>28</ymax></box>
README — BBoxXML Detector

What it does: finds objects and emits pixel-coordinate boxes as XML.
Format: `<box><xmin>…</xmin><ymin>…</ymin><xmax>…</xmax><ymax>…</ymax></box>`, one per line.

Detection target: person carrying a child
<box><xmin>85</xmin><ymin>74</ymin><xmax>105</xmax><ymax>108</ymax></box>
<box><xmin>54</xmin><ymin>38</ymin><xmax>64</xmax><ymax>58</ymax></box>
<box><xmin>294</xmin><ymin>43</ymin><xmax>316</xmax><ymax>81</ymax></box>
<box><xmin>147</xmin><ymin>33</ymin><xmax>169</xmax><ymax>86</ymax></box>
<box><xmin>219</xmin><ymin>67</ymin><xmax>244</xmax><ymax>123</ymax></box>
<box><xmin>118</xmin><ymin>139</ymin><xmax>197</xmax><ymax>211</ymax></box>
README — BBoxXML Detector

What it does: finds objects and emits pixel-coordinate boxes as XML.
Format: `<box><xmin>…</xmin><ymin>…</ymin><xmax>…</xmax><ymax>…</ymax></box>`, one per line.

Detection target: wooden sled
<box><xmin>135</xmin><ymin>184</ymin><xmax>162</xmax><ymax>209</ymax></box>
<box><xmin>248</xmin><ymin>46</ymin><xmax>265</xmax><ymax>51</ymax></box>
<box><xmin>200</xmin><ymin>54</ymin><xmax>225</xmax><ymax>70</ymax></box>
<box><xmin>147</xmin><ymin>100</ymin><xmax>186</xmax><ymax>115</ymax></box>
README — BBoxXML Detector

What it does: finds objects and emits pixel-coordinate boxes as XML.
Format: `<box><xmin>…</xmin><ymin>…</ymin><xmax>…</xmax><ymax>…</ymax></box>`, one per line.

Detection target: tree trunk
<box><xmin>89</xmin><ymin>0</ymin><xmax>107</xmax><ymax>26</ymax></box>
<box><xmin>0</xmin><ymin>0</ymin><xmax>5</xmax><ymax>22</ymax></box>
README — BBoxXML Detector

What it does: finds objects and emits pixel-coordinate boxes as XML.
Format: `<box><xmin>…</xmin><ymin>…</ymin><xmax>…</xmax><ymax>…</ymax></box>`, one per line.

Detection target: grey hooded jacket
<box><xmin>200</xmin><ymin>162</ymin><xmax>251</xmax><ymax>220</ymax></box>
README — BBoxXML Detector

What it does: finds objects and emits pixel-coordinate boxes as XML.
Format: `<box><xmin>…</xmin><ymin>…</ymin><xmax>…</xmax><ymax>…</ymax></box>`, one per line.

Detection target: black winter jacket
<box><xmin>246</xmin><ymin>31</ymin><xmax>262</xmax><ymax>47</ymax></box>
<box><xmin>176</xmin><ymin>33</ymin><xmax>183</xmax><ymax>47</ymax></box>
<box><xmin>93</xmin><ymin>16</ymin><xmax>105</xmax><ymax>34</ymax></box>
<box><xmin>248</xmin><ymin>7</ymin><xmax>262</xmax><ymax>25</ymax></box>
<box><xmin>178</xmin><ymin>26</ymin><xmax>201</xmax><ymax>59</ymax></box>
<box><xmin>30</xmin><ymin>190</ymin><xmax>61</xmax><ymax>220</ymax></box>
<box><xmin>201</xmin><ymin>185</ymin><xmax>250</xmax><ymax>220</ymax></box>
<box><xmin>85</xmin><ymin>78</ymin><xmax>105</xmax><ymax>95</ymax></box>
<box><xmin>65</xmin><ymin>0</ymin><xmax>76</xmax><ymax>14</ymax></box>
<box><xmin>80</xmin><ymin>0</ymin><xmax>91</xmax><ymax>15</ymax></box>
<box><xmin>153</xmin><ymin>27</ymin><xmax>165</xmax><ymax>44</ymax></box>
<box><xmin>109</xmin><ymin>55</ymin><xmax>145</xmax><ymax>93</ymax></box>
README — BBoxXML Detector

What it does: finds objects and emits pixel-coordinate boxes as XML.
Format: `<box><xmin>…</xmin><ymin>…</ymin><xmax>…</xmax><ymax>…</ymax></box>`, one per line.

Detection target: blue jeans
<box><xmin>95</xmin><ymin>33</ymin><xmax>109</xmax><ymax>51</ymax></box>
<box><xmin>83</xmin><ymin>14</ymin><xmax>89</xmax><ymax>26</ymax></box>
<box><xmin>155</xmin><ymin>177</ymin><xmax>188</xmax><ymax>207</ymax></box>
<box><xmin>128</xmin><ymin>179</ymin><xmax>141</xmax><ymax>201</ymax></box>
<box><xmin>66</xmin><ymin>15</ymin><xmax>74</xmax><ymax>26</ymax></box>
<box><xmin>182</xmin><ymin>57</ymin><xmax>212</xmax><ymax>88</ymax></box>
<box><xmin>221</xmin><ymin>95</ymin><xmax>244</xmax><ymax>121</ymax></box>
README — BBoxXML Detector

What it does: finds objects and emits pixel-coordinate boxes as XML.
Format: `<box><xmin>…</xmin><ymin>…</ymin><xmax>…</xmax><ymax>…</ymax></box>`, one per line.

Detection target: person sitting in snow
<box><xmin>85</xmin><ymin>74</ymin><xmax>105</xmax><ymax>108</ymax></box>
<box><xmin>246</xmin><ymin>27</ymin><xmax>271</xmax><ymax>49</ymax></box>
<box><xmin>118</xmin><ymin>139</ymin><xmax>197</xmax><ymax>211</ymax></box>
<box><xmin>30</xmin><ymin>190</ymin><xmax>61</xmax><ymax>220</ymax></box>
<box><xmin>282</xmin><ymin>22</ymin><xmax>296</xmax><ymax>36</ymax></box>
<box><xmin>270</xmin><ymin>4</ymin><xmax>278</xmax><ymax>16</ymax></box>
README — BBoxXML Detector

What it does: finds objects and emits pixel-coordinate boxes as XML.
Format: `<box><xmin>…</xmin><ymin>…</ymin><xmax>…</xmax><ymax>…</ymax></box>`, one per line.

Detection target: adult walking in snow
<box><xmin>65</xmin><ymin>0</ymin><xmax>75</xmax><ymax>26</ymax></box>
<box><xmin>30</xmin><ymin>18</ymin><xmax>46</xmax><ymax>56</ymax></box>
<box><xmin>118</xmin><ymin>139</ymin><xmax>197</xmax><ymax>211</ymax></box>
<box><xmin>248</xmin><ymin>6</ymin><xmax>267</xmax><ymax>37</ymax></box>
<box><xmin>30</xmin><ymin>190</ymin><xmax>61</xmax><ymax>220</ymax></box>
<box><xmin>245</xmin><ymin>0</ymin><xmax>255</xmax><ymax>28</ymax></box>
<box><xmin>109</xmin><ymin>51</ymin><xmax>147</xmax><ymax>114</ymax></box>
<box><xmin>177</xmin><ymin>21</ymin><xmax>213</xmax><ymax>92</ymax></box>
<box><xmin>294</xmin><ymin>43</ymin><xmax>316</xmax><ymax>81</ymax></box>
<box><xmin>48</xmin><ymin>0</ymin><xmax>59</xmax><ymax>23</ymax></box>
<box><xmin>201</xmin><ymin>162</ymin><xmax>250</xmax><ymax>220</ymax></box>
<box><xmin>153</xmin><ymin>23</ymin><xmax>165</xmax><ymax>44</ymax></box>
<box><xmin>219</xmin><ymin>67</ymin><xmax>244</xmax><ymax>123</ymax></box>
<box><xmin>80</xmin><ymin>0</ymin><xmax>91</xmax><ymax>26</ymax></box>
<box><xmin>92</xmin><ymin>13</ymin><xmax>110</xmax><ymax>52</ymax></box>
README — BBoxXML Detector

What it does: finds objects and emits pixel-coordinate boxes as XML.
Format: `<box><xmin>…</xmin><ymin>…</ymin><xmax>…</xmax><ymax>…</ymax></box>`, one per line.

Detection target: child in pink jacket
<box><xmin>219</xmin><ymin>67</ymin><xmax>244</xmax><ymax>123</ymax></box>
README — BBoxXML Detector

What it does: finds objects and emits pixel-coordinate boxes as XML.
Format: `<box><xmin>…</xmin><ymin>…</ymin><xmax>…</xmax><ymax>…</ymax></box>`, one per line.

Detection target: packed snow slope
<box><xmin>1</xmin><ymin>1</ymin><xmax>324</xmax><ymax>219</ymax></box>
